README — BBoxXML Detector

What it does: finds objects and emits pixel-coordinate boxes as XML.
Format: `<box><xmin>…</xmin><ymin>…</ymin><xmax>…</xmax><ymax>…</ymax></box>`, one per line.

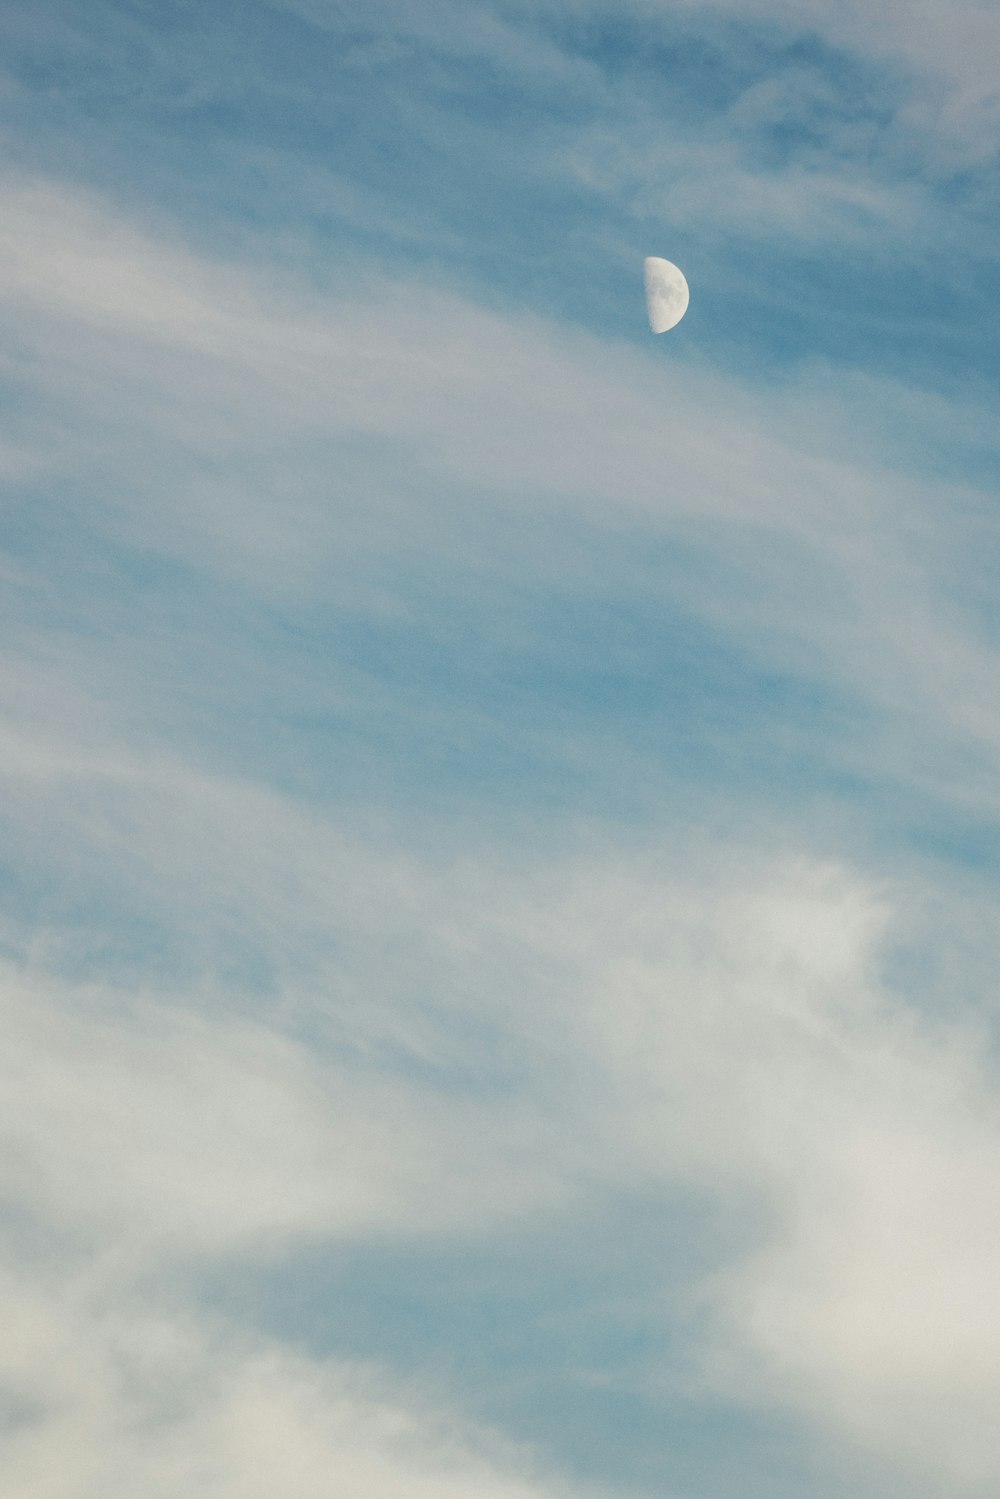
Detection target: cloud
<box><xmin>4</xmin><ymin>169</ymin><xmax>1000</xmax><ymax>826</ymax></box>
<box><xmin>669</xmin><ymin>0</ymin><xmax>1000</xmax><ymax>153</ymax></box>
<box><xmin>0</xmin><ymin>917</ymin><xmax>578</xmax><ymax>1258</ymax></box>
<box><xmin>274</xmin><ymin>0</ymin><xmax>590</xmax><ymax>82</ymax></box>
<box><xmin>3</xmin><ymin>2</ymin><xmax>1000</xmax><ymax>1493</ymax></box>
<box><xmin>584</xmin><ymin>863</ymin><xmax>1000</xmax><ymax>1488</ymax></box>
<box><xmin>6</xmin><ymin>0</ymin><xmax>989</xmax><ymax>292</ymax></box>
<box><xmin>3</xmin><ymin>697</ymin><xmax>1000</xmax><ymax>1491</ymax></box>
<box><xmin>566</xmin><ymin>125</ymin><xmax>921</xmax><ymax>246</ymax></box>
<box><xmin>550</xmin><ymin>0</ymin><xmax>1000</xmax><ymax>167</ymax></box>
<box><xmin>5</xmin><ymin>159</ymin><xmax>1000</xmax><ymax>1496</ymax></box>
<box><xmin>498</xmin><ymin>851</ymin><xmax>1000</xmax><ymax>1488</ymax></box>
<box><xmin>0</xmin><ymin>1277</ymin><xmax>581</xmax><ymax>1499</ymax></box>
<box><xmin>316</xmin><ymin>0</ymin><xmax>1000</xmax><ymax>240</ymax></box>
<box><xmin>8</xmin><ymin>750</ymin><xmax>1000</xmax><ymax>1491</ymax></box>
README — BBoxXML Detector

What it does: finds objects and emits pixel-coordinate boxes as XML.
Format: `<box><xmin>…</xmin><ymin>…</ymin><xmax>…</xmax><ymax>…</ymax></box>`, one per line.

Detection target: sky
<box><xmin>3</xmin><ymin>1</ymin><xmax>1000</xmax><ymax>1495</ymax></box>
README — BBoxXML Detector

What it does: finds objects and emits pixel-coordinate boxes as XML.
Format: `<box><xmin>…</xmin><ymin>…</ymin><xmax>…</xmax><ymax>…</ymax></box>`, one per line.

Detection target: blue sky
<box><xmin>4</xmin><ymin>3</ymin><xmax>1000</xmax><ymax>1496</ymax></box>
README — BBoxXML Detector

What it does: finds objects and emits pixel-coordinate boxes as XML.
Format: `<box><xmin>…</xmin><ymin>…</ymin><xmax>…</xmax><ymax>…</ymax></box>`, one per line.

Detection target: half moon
<box><xmin>644</xmin><ymin>256</ymin><xmax>689</xmax><ymax>334</ymax></box>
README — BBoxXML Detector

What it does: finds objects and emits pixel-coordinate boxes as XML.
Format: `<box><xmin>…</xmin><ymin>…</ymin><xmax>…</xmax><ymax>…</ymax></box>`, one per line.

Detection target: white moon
<box><xmin>644</xmin><ymin>256</ymin><xmax>689</xmax><ymax>333</ymax></box>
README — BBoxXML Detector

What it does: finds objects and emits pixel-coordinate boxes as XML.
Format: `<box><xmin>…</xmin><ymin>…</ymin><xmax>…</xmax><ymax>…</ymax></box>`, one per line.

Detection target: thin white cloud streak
<box><xmin>520</xmin><ymin>0</ymin><xmax>1000</xmax><ymax>169</ymax></box>
<box><xmin>564</xmin><ymin>114</ymin><xmax>925</xmax><ymax>247</ymax></box>
<box><xmin>270</xmin><ymin>0</ymin><xmax>1000</xmax><ymax>182</ymax></box>
<box><xmin>663</xmin><ymin>0</ymin><xmax>1000</xmax><ymax>165</ymax></box>
<box><xmin>275</xmin><ymin>0</ymin><xmax>592</xmax><ymax>83</ymax></box>
<box><xmin>279</xmin><ymin>0</ymin><xmax>1000</xmax><ymax>143</ymax></box>
<box><xmin>555</xmin><ymin>36</ymin><xmax>930</xmax><ymax>249</ymax></box>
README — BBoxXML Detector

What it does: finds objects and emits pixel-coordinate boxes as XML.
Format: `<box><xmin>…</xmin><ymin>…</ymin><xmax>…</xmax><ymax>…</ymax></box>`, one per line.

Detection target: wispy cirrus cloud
<box><xmin>3</xmin><ymin>172</ymin><xmax>1000</xmax><ymax>813</ymax></box>
<box><xmin>664</xmin><ymin>0</ymin><xmax>1000</xmax><ymax>162</ymax></box>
